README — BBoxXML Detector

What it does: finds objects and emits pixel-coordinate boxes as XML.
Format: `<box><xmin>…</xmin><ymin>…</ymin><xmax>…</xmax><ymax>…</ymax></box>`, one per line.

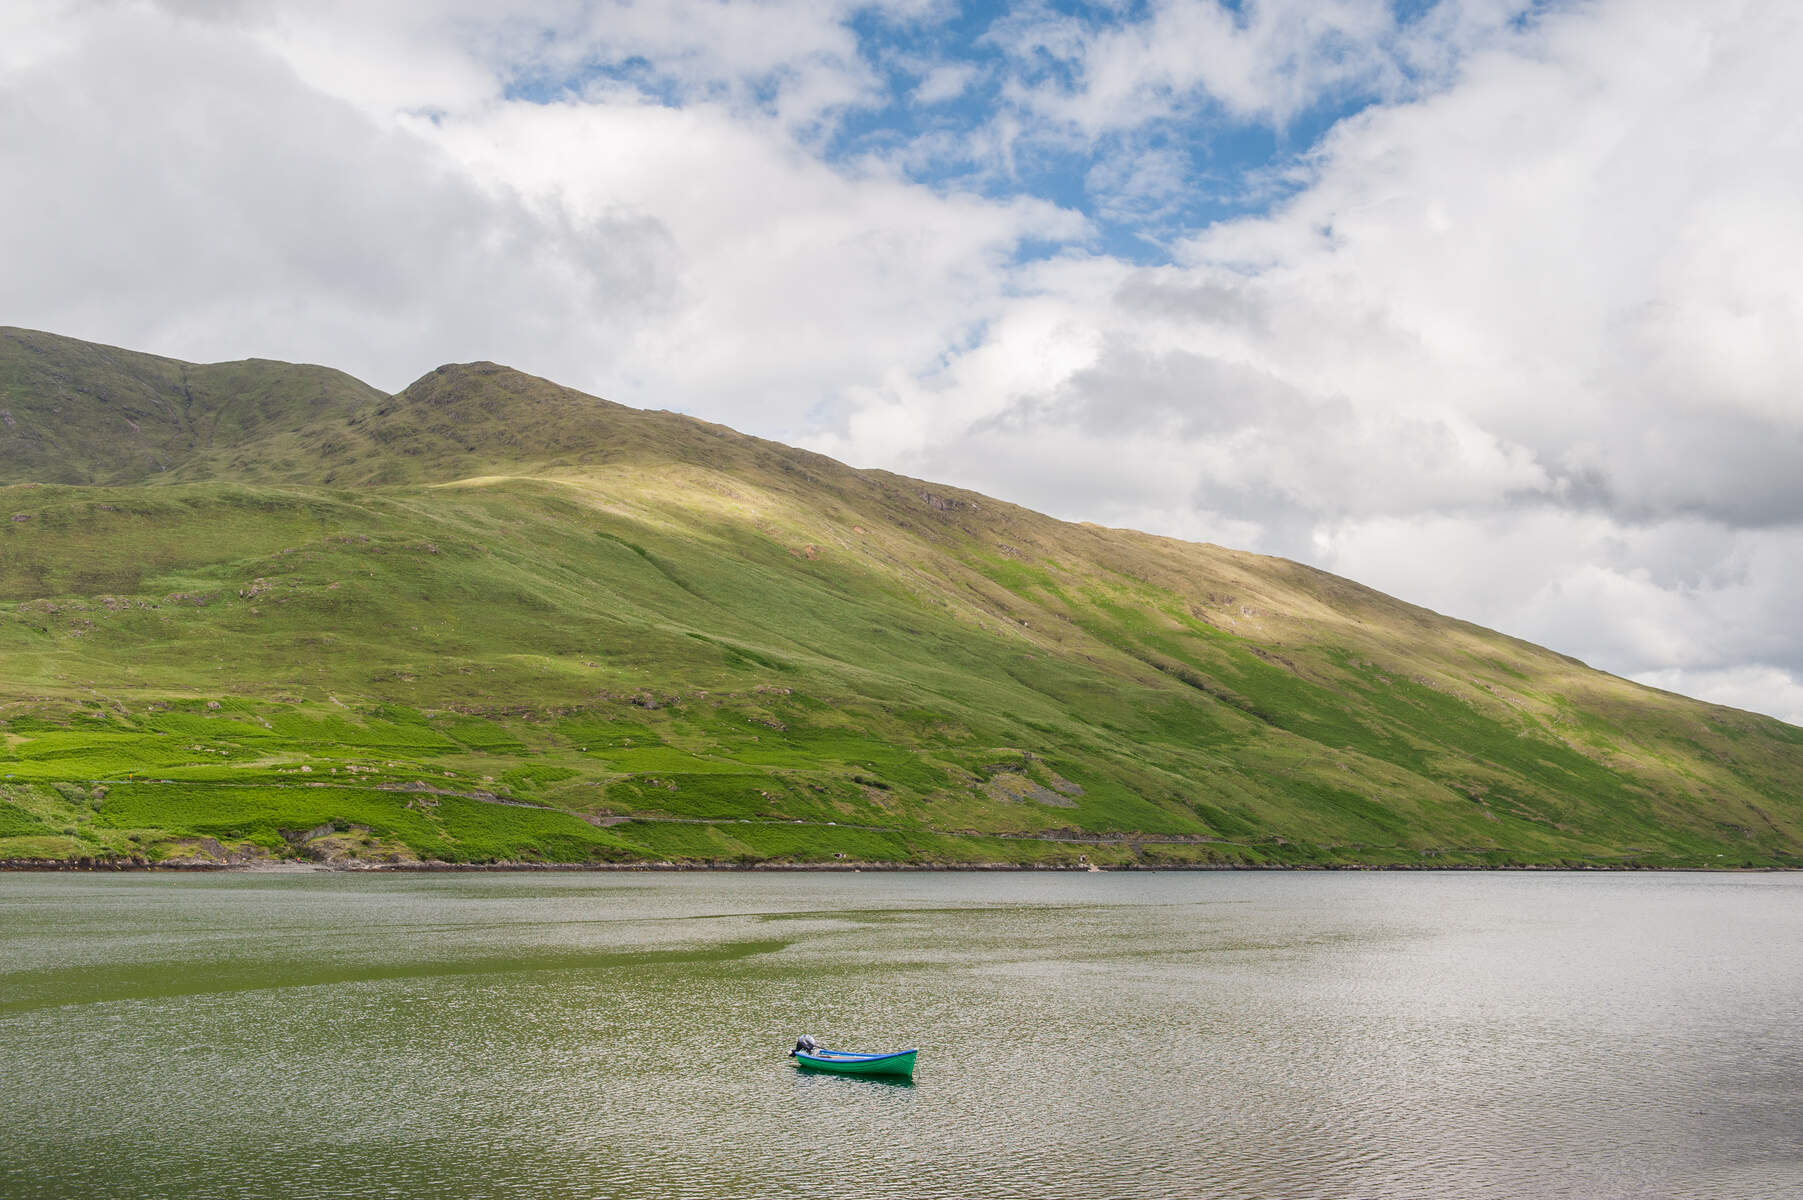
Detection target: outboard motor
<box><xmin>789</xmin><ymin>1034</ymin><xmax>818</xmax><ymax>1057</ymax></box>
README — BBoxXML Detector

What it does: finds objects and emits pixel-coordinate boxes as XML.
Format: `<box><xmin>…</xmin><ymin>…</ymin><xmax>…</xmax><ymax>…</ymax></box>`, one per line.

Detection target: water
<box><xmin>2</xmin><ymin>870</ymin><xmax>1800</xmax><ymax>1199</ymax></box>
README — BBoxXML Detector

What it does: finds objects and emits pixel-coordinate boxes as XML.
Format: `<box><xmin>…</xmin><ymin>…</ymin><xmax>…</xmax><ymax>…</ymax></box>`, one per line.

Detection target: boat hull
<box><xmin>792</xmin><ymin>1048</ymin><xmax>917</xmax><ymax>1078</ymax></box>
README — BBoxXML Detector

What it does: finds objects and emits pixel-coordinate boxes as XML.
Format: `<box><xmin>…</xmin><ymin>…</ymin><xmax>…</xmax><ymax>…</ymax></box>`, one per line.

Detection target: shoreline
<box><xmin>2</xmin><ymin>858</ymin><xmax>1792</xmax><ymax>874</ymax></box>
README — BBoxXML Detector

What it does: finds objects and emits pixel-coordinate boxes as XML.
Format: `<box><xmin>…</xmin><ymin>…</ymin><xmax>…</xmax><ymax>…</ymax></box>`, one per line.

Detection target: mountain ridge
<box><xmin>0</xmin><ymin>326</ymin><xmax>385</xmax><ymax>485</ymax></box>
<box><xmin>1</xmin><ymin>327</ymin><xmax>1798</xmax><ymax>870</ymax></box>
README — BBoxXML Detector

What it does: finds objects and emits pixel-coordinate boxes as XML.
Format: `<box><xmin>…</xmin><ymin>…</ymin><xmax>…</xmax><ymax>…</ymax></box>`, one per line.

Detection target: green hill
<box><xmin>3</xmin><ymin>327</ymin><xmax>1799</xmax><ymax>869</ymax></box>
<box><xmin>0</xmin><ymin>327</ymin><xmax>384</xmax><ymax>485</ymax></box>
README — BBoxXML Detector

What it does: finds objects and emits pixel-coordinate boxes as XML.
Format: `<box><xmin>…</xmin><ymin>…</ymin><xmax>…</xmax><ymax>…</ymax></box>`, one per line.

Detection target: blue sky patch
<box><xmin>500</xmin><ymin>1</ymin><xmax>1522</xmax><ymax>266</ymax></box>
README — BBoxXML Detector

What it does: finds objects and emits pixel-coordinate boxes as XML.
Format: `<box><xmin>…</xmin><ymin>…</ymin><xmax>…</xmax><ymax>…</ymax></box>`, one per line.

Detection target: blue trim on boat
<box><xmin>800</xmin><ymin>1048</ymin><xmax>918</xmax><ymax>1062</ymax></box>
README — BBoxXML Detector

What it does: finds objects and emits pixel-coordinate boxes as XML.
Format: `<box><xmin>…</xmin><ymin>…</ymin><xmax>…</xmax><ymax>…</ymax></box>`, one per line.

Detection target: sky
<box><xmin>4</xmin><ymin>0</ymin><xmax>1802</xmax><ymax>724</ymax></box>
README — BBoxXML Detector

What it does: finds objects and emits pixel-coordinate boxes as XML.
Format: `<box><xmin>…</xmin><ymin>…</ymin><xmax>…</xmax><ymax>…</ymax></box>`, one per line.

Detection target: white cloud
<box><xmin>0</xmin><ymin>6</ymin><xmax>679</xmax><ymax>391</ymax></box>
<box><xmin>1633</xmin><ymin>667</ymin><xmax>1803</xmax><ymax>729</ymax></box>
<box><xmin>0</xmin><ymin>0</ymin><xmax>1079</xmax><ymax>419</ymax></box>
<box><xmin>427</xmin><ymin>97</ymin><xmax>1081</xmax><ymax>422</ymax></box>
<box><xmin>912</xmin><ymin>61</ymin><xmax>979</xmax><ymax>105</ymax></box>
<box><xmin>144</xmin><ymin>0</ymin><xmax>891</xmax><ymax>124</ymax></box>
<box><xmin>987</xmin><ymin>0</ymin><xmax>1536</xmax><ymax>135</ymax></box>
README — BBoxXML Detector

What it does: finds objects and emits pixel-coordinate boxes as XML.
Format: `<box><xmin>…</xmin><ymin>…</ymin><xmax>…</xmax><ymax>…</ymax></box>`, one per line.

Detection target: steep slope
<box><xmin>2</xmin><ymin>332</ymin><xmax>1800</xmax><ymax>869</ymax></box>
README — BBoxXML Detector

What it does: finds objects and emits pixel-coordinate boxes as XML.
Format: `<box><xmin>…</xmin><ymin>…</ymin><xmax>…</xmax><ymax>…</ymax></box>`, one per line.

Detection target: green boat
<box><xmin>788</xmin><ymin>1036</ymin><xmax>917</xmax><ymax>1078</ymax></box>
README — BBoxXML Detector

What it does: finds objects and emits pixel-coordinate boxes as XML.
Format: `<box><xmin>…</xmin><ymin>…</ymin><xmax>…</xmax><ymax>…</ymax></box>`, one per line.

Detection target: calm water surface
<box><xmin>2</xmin><ymin>870</ymin><xmax>1800</xmax><ymax>1199</ymax></box>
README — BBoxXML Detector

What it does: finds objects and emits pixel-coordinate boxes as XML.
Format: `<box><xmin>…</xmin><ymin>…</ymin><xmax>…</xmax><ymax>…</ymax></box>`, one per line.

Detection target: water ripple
<box><xmin>3</xmin><ymin>871</ymin><xmax>1802</xmax><ymax>1199</ymax></box>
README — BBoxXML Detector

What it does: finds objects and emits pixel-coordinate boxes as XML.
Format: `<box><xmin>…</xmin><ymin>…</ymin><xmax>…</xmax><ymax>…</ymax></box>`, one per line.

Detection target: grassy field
<box><xmin>3</xmin><ymin>326</ymin><xmax>1801</xmax><ymax>868</ymax></box>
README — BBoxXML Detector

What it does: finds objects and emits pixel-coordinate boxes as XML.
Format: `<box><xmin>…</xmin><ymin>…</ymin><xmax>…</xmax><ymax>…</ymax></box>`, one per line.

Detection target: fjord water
<box><xmin>2</xmin><ymin>872</ymin><xmax>1799</xmax><ymax>1200</ymax></box>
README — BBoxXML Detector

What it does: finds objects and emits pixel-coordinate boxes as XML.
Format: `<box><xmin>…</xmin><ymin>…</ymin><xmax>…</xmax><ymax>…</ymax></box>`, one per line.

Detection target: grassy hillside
<box><xmin>0</xmin><ymin>327</ymin><xmax>383</xmax><ymax>486</ymax></box>
<box><xmin>2</xmin><ymin>330</ymin><xmax>1800</xmax><ymax>869</ymax></box>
